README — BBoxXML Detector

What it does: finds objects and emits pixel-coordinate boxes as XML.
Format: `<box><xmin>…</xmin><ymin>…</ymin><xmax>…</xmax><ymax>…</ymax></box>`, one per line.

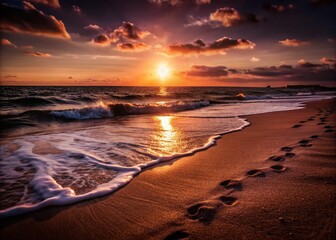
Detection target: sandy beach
<box><xmin>1</xmin><ymin>98</ymin><xmax>335</xmax><ymax>240</ymax></box>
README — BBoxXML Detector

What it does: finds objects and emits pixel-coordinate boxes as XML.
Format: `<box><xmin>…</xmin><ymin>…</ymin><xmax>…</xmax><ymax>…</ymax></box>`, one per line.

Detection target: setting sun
<box><xmin>156</xmin><ymin>63</ymin><xmax>170</xmax><ymax>80</ymax></box>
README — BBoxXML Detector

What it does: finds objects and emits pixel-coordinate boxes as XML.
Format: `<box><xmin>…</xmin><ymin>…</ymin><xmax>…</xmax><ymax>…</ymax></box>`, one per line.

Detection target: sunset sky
<box><xmin>0</xmin><ymin>0</ymin><xmax>335</xmax><ymax>86</ymax></box>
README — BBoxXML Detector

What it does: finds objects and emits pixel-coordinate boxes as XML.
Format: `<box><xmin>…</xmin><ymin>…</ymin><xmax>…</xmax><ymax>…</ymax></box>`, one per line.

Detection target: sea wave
<box><xmin>50</xmin><ymin>100</ymin><xmax>210</xmax><ymax>120</ymax></box>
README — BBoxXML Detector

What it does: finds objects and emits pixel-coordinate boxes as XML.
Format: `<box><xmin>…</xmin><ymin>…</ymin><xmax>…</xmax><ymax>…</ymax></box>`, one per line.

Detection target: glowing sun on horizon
<box><xmin>156</xmin><ymin>63</ymin><xmax>170</xmax><ymax>80</ymax></box>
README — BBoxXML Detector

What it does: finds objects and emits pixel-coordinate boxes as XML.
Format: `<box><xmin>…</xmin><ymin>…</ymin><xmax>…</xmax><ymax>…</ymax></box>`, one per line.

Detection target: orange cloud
<box><xmin>210</xmin><ymin>7</ymin><xmax>259</xmax><ymax>27</ymax></box>
<box><xmin>165</xmin><ymin>37</ymin><xmax>255</xmax><ymax>56</ymax></box>
<box><xmin>0</xmin><ymin>2</ymin><xmax>70</xmax><ymax>39</ymax></box>
<box><xmin>1</xmin><ymin>38</ymin><xmax>17</xmax><ymax>48</ymax></box>
<box><xmin>25</xmin><ymin>51</ymin><xmax>52</xmax><ymax>57</ymax></box>
<box><xmin>279</xmin><ymin>39</ymin><xmax>310</xmax><ymax>47</ymax></box>
<box><xmin>320</xmin><ymin>57</ymin><xmax>336</xmax><ymax>65</ymax></box>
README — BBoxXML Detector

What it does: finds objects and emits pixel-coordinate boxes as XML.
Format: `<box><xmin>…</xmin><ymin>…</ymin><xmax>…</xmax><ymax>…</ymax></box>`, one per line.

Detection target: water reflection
<box><xmin>158</xmin><ymin>86</ymin><xmax>168</xmax><ymax>96</ymax></box>
<box><xmin>153</xmin><ymin>116</ymin><xmax>182</xmax><ymax>155</ymax></box>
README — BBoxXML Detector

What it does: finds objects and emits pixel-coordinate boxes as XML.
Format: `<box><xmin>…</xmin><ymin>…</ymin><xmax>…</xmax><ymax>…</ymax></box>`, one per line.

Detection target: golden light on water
<box><xmin>153</xmin><ymin>116</ymin><xmax>182</xmax><ymax>155</ymax></box>
<box><xmin>158</xmin><ymin>86</ymin><xmax>168</xmax><ymax>96</ymax></box>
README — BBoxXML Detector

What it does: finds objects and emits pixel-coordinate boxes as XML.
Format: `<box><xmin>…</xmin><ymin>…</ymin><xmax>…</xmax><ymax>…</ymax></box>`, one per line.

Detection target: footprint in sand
<box><xmin>310</xmin><ymin>135</ymin><xmax>319</xmax><ymax>139</ymax></box>
<box><xmin>325</xmin><ymin>129</ymin><xmax>334</xmax><ymax>133</ymax></box>
<box><xmin>285</xmin><ymin>152</ymin><xmax>296</xmax><ymax>158</ymax></box>
<box><xmin>164</xmin><ymin>230</ymin><xmax>189</xmax><ymax>240</ymax></box>
<box><xmin>299</xmin><ymin>121</ymin><xmax>306</xmax><ymax>124</ymax></box>
<box><xmin>297</xmin><ymin>139</ymin><xmax>312</xmax><ymax>147</ymax></box>
<box><xmin>324</xmin><ymin>126</ymin><xmax>333</xmax><ymax>129</ymax></box>
<box><xmin>317</xmin><ymin>122</ymin><xmax>325</xmax><ymax>125</ymax></box>
<box><xmin>219</xmin><ymin>196</ymin><xmax>238</xmax><ymax>206</ymax></box>
<box><xmin>220</xmin><ymin>179</ymin><xmax>242</xmax><ymax>190</ymax></box>
<box><xmin>268</xmin><ymin>155</ymin><xmax>285</xmax><ymax>162</ymax></box>
<box><xmin>271</xmin><ymin>165</ymin><xmax>286</xmax><ymax>172</ymax></box>
<box><xmin>186</xmin><ymin>201</ymin><xmax>222</xmax><ymax>223</ymax></box>
<box><xmin>281</xmin><ymin>146</ymin><xmax>293</xmax><ymax>152</ymax></box>
<box><xmin>292</xmin><ymin>124</ymin><xmax>302</xmax><ymax>128</ymax></box>
<box><xmin>246</xmin><ymin>169</ymin><xmax>265</xmax><ymax>177</ymax></box>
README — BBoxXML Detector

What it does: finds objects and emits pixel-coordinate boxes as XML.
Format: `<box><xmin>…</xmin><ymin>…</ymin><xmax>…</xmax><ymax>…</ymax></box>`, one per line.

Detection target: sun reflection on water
<box><xmin>152</xmin><ymin>116</ymin><xmax>182</xmax><ymax>156</ymax></box>
<box><xmin>158</xmin><ymin>86</ymin><xmax>168</xmax><ymax>96</ymax></box>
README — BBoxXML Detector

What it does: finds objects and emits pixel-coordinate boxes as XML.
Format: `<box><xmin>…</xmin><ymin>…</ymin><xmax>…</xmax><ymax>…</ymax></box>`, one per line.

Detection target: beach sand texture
<box><xmin>1</xmin><ymin>99</ymin><xmax>335</xmax><ymax>240</ymax></box>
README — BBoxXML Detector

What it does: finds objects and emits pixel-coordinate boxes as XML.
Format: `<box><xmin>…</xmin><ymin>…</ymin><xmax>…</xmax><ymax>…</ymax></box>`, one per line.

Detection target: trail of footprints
<box><xmin>165</xmin><ymin>106</ymin><xmax>336</xmax><ymax>240</ymax></box>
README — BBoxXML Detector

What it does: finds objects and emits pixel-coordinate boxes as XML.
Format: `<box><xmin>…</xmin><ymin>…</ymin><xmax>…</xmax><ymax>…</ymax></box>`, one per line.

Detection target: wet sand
<box><xmin>1</xmin><ymin>99</ymin><xmax>335</xmax><ymax>240</ymax></box>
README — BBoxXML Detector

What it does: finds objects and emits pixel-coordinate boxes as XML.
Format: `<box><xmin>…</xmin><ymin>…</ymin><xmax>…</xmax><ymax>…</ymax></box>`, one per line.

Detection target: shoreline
<box><xmin>1</xmin><ymin>98</ymin><xmax>335</xmax><ymax>240</ymax></box>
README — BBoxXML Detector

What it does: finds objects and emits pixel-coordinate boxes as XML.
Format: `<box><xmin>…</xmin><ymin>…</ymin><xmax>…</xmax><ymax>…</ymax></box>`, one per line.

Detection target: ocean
<box><xmin>0</xmin><ymin>86</ymin><xmax>334</xmax><ymax>218</ymax></box>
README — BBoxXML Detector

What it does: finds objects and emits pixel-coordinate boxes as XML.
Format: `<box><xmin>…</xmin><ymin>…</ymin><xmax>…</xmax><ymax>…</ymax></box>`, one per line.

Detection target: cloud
<box><xmin>111</xmin><ymin>22</ymin><xmax>152</xmax><ymax>42</ymax></box>
<box><xmin>279</xmin><ymin>39</ymin><xmax>310</xmax><ymax>47</ymax></box>
<box><xmin>246</xmin><ymin>65</ymin><xmax>295</xmax><ymax>76</ymax></box>
<box><xmin>245</xmin><ymin>61</ymin><xmax>334</xmax><ymax>80</ymax></box>
<box><xmin>27</xmin><ymin>0</ymin><xmax>60</xmax><ymax>8</ymax></box>
<box><xmin>0</xmin><ymin>2</ymin><xmax>70</xmax><ymax>39</ymax></box>
<box><xmin>116</xmin><ymin>42</ymin><xmax>150</xmax><ymax>52</ymax></box>
<box><xmin>250</xmin><ymin>57</ymin><xmax>260</xmax><ymax>62</ymax></box>
<box><xmin>92</xmin><ymin>22</ymin><xmax>153</xmax><ymax>52</ymax></box>
<box><xmin>1</xmin><ymin>38</ymin><xmax>17</xmax><ymax>48</ymax></box>
<box><xmin>297</xmin><ymin>59</ymin><xmax>326</xmax><ymax>68</ymax></box>
<box><xmin>262</xmin><ymin>3</ymin><xmax>294</xmax><ymax>12</ymax></box>
<box><xmin>72</xmin><ymin>5</ymin><xmax>81</xmax><ymax>13</ymax></box>
<box><xmin>93</xmin><ymin>34</ymin><xmax>110</xmax><ymax>46</ymax></box>
<box><xmin>184</xmin><ymin>65</ymin><xmax>228</xmax><ymax>77</ymax></box>
<box><xmin>81</xmin><ymin>24</ymin><xmax>101</xmax><ymax>37</ymax></box>
<box><xmin>165</xmin><ymin>37</ymin><xmax>255</xmax><ymax>56</ymax></box>
<box><xmin>196</xmin><ymin>0</ymin><xmax>211</xmax><ymax>4</ymax></box>
<box><xmin>3</xmin><ymin>75</ymin><xmax>18</xmax><ymax>78</ymax></box>
<box><xmin>185</xmin><ymin>15</ymin><xmax>221</xmax><ymax>28</ymax></box>
<box><xmin>84</xmin><ymin>24</ymin><xmax>101</xmax><ymax>30</ymax></box>
<box><xmin>210</xmin><ymin>7</ymin><xmax>259</xmax><ymax>27</ymax></box>
<box><xmin>25</xmin><ymin>51</ymin><xmax>52</xmax><ymax>57</ymax></box>
<box><xmin>148</xmin><ymin>0</ymin><xmax>183</xmax><ymax>6</ymax></box>
<box><xmin>320</xmin><ymin>57</ymin><xmax>336</xmax><ymax>65</ymax></box>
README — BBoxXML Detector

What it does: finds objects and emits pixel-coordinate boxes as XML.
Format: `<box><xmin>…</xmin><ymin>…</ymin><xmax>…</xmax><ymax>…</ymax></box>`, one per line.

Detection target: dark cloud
<box><xmin>93</xmin><ymin>34</ymin><xmax>110</xmax><ymax>46</ymax></box>
<box><xmin>116</xmin><ymin>42</ymin><xmax>150</xmax><ymax>52</ymax></box>
<box><xmin>297</xmin><ymin>59</ymin><xmax>326</xmax><ymax>68</ymax></box>
<box><xmin>111</xmin><ymin>22</ymin><xmax>151</xmax><ymax>42</ymax></box>
<box><xmin>262</xmin><ymin>3</ymin><xmax>294</xmax><ymax>12</ymax></box>
<box><xmin>0</xmin><ymin>2</ymin><xmax>70</xmax><ymax>39</ymax></box>
<box><xmin>148</xmin><ymin>0</ymin><xmax>211</xmax><ymax>6</ymax></box>
<box><xmin>80</xmin><ymin>24</ymin><xmax>102</xmax><ymax>37</ymax></box>
<box><xmin>72</xmin><ymin>5</ymin><xmax>81</xmax><ymax>13</ymax></box>
<box><xmin>244</xmin><ymin>60</ymin><xmax>335</xmax><ymax>81</ymax></box>
<box><xmin>184</xmin><ymin>65</ymin><xmax>229</xmax><ymax>77</ymax></box>
<box><xmin>165</xmin><ymin>37</ymin><xmax>255</xmax><ymax>55</ymax></box>
<box><xmin>4</xmin><ymin>75</ymin><xmax>18</xmax><ymax>78</ymax></box>
<box><xmin>279</xmin><ymin>39</ymin><xmax>310</xmax><ymax>47</ymax></box>
<box><xmin>92</xmin><ymin>22</ymin><xmax>153</xmax><ymax>51</ymax></box>
<box><xmin>25</xmin><ymin>51</ymin><xmax>52</xmax><ymax>57</ymax></box>
<box><xmin>210</xmin><ymin>7</ymin><xmax>259</xmax><ymax>27</ymax></box>
<box><xmin>27</xmin><ymin>0</ymin><xmax>60</xmax><ymax>8</ymax></box>
<box><xmin>148</xmin><ymin>0</ymin><xmax>183</xmax><ymax>6</ymax></box>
